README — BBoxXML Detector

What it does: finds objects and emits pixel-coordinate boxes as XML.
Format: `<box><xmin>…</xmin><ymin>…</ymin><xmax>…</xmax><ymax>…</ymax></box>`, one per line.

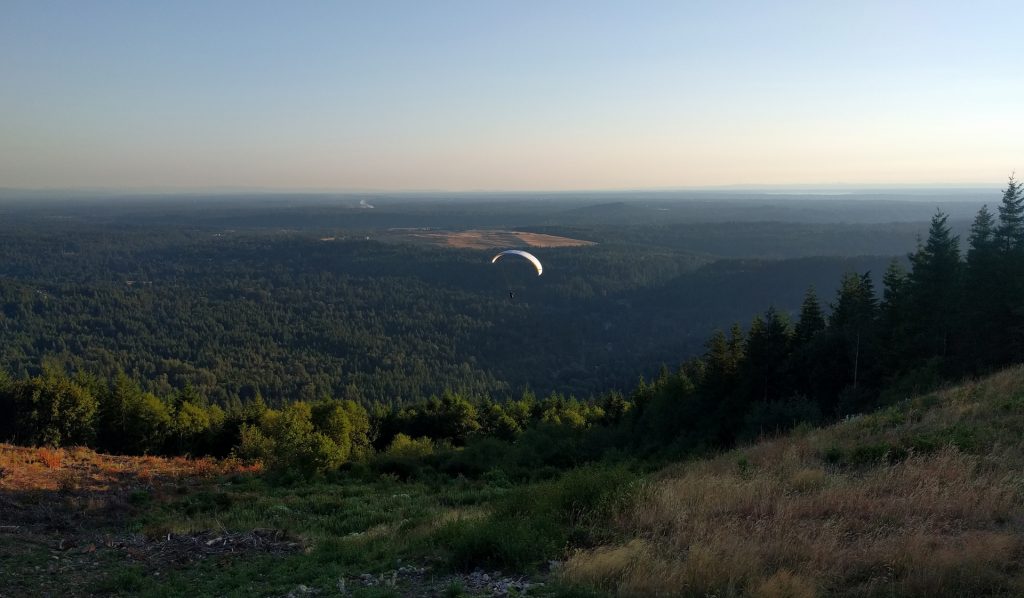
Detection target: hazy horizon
<box><xmin>3</xmin><ymin>1</ymin><xmax>1022</xmax><ymax>191</ymax></box>
<box><xmin>0</xmin><ymin>182</ymin><xmax>1004</xmax><ymax>197</ymax></box>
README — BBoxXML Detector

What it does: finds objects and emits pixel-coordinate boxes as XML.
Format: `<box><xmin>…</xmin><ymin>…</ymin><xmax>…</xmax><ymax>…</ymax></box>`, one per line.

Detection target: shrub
<box><xmin>437</xmin><ymin>465</ymin><xmax>639</xmax><ymax>570</ymax></box>
<box><xmin>267</xmin><ymin>403</ymin><xmax>349</xmax><ymax>477</ymax></box>
<box><xmin>311</xmin><ymin>400</ymin><xmax>353</xmax><ymax>462</ymax></box>
<box><xmin>440</xmin><ymin>515</ymin><xmax>565</xmax><ymax>570</ymax></box>
<box><xmin>849</xmin><ymin>443</ymin><xmax>891</xmax><ymax>466</ymax></box>
<box><xmin>822</xmin><ymin>446</ymin><xmax>844</xmax><ymax>465</ymax></box>
<box><xmin>235</xmin><ymin>423</ymin><xmax>274</xmax><ymax>463</ymax></box>
<box><xmin>168</xmin><ymin>401</ymin><xmax>212</xmax><ymax>454</ymax></box>
<box><xmin>37</xmin><ymin>447</ymin><xmax>63</xmax><ymax>469</ymax></box>
<box><xmin>438</xmin><ymin>437</ymin><xmax>514</xmax><ymax>478</ymax></box>
<box><xmin>385</xmin><ymin>433</ymin><xmax>435</xmax><ymax>459</ymax></box>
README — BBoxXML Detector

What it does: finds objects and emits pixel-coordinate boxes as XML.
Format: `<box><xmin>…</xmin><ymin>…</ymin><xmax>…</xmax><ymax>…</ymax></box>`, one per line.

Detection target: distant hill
<box><xmin>563</xmin><ymin>365</ymin><xmax>1024</xmax><ymax>596</ymax></box>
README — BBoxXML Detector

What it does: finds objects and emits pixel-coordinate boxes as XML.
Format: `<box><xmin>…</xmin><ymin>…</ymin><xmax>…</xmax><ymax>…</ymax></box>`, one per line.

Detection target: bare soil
<box><xmin>0</xmin><ymin>445</ymin><xmax>274</xmax><ymax>597</ymax></box>
<box><xmin>398</xmin><ymin>229</ymin><xmax>596</xmax><ymax>250</ymax></box>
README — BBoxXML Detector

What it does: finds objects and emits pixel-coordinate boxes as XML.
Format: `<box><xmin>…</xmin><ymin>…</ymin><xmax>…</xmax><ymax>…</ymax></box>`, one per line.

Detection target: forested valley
<box><xmin>1</xmin><ymin>184</ymin><xmax>1020</xmax><ymax>480</ymax></box>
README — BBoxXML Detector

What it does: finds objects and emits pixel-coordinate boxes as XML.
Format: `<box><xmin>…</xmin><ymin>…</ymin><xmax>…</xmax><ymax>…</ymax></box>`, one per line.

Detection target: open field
<box><xmin>382</xmin><ymin>229</ymin><xmax>597</xmax><ymax>250</ymax></box>
<box><xmin>561</xmin><ymin>366</ymin><xmax>1024</xmax><ymax>597</ymax></box>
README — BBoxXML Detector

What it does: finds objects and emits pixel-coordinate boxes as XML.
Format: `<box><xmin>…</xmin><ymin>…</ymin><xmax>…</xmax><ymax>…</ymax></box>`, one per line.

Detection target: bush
<box><xmin>385</xmin><ymin>433</ymin><xmax>435</xmax><ymax>459</ymax></box>
<box><xmin>235</xmin><ymin>423</ymin><xmax>274</xmax><ymax>463</ymax></box>
<box><xmin>247</xmin><ymin>402</ymin><xmax>352</xmax><ymax>478</ymax></box>
<box><xmin>440</xmin><ymin>515</ymin><xmax>565</xmax><ymax>570</ymax></box>
<box><xmin>436</xmin><ymin>465</ymin><xmax>639</xmax><ymax>570</ymax></box>
<box><xmin>438</xmin><ymin>437</ymin><xmax>514</xmax><ymax>478</ymax></box>
<box><xmin>168</xmin><ymin>401</ymin><xmax>212</xmax><ymax>454</ymax></box>
<box><xmin>848</xmin><ymin>443</ymin><xmax>892</xmax><ymax>466</ymax></box>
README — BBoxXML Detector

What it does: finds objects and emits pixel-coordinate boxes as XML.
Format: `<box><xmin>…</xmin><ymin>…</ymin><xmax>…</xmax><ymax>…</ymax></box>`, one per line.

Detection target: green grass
<box><xmin>90</xmin><ymin>566</ymin><xmax>147</xmax><ymax>595</ymax></box>
<box><xmin>85</xmin><ymin>464</ymin><xmax>632</xmax><ymax>596</ymax></box>
<box><xmin>437</xmin><ymin>465</ymin><xmax>640</xmax><ymax>570</ymax></box>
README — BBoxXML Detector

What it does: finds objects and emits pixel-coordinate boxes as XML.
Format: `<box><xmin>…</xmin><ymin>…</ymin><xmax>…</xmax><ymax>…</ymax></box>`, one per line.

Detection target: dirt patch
<box><xmin>399</xmin><ymin>229</ymin><xmax>596</xmax><ymax>250</ymax></box>
<box><xmin>113</xmin><ymin>529</ymin><xmax>303</xmax><ymax>566</ymax></box>
<box><xmin>337</xmin><ymin>565</ymin><xmax>544</xmax><ymax>597</ymax></box>
<box><xmin>0</xmin><ymin>444</ymin><xmax>269</xmax><ymax>596</ymax></box>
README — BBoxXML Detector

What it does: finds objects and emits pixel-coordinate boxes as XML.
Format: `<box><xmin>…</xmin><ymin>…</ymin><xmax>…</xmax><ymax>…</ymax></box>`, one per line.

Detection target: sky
<box><xmin>1</xmin><ymin>1</ymin><xmax>1022</xmax><ymax>192</ymax></box>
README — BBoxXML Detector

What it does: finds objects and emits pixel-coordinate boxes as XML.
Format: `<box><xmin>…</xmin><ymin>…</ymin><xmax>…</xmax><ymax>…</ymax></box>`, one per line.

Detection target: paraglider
<box><xmin>490</xmin><ymin>250</ymin><xmax>542</xmax><ymax>275</ymax></box>
<box><xmin>491</xmin><ymin>249</ymin><xmax>542</xmax><ymax>300</ymax></box>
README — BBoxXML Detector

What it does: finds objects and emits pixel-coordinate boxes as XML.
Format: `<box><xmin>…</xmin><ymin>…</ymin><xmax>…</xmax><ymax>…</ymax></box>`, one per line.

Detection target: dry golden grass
<box><xmin>36</xmin><ymin>446</ymin><xmax>63</xmax><ymax>469</ymax></box>
<box><xmin>444</xmin><ymin>229</ymin><xmax>596</xmax><ymax>249</ymax></box>
<box><xmin>405</xmin><ymin>229</ymin><xmax>596</xmax><ymax>250</ymax></box>
<box><xmin>0</xmin><ymin>443</ymin><xmax>258</xmax><ymax>494</ymax></box>
<box><xmin>563</xmin><ymin>366</ymin><xmax>1024</xmax><ymax>597</ymax></box>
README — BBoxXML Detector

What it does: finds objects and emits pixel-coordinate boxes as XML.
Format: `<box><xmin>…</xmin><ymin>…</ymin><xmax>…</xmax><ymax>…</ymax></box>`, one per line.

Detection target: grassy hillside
<box><xmin>561</xmin><ymin>365</ymin><xmax>1024</xmax><ymax>597</ymax></box>
<box><xmin>4</xmin><ymin>366</ymin><xmax>1023</xmax><ymax>597</ymax></box>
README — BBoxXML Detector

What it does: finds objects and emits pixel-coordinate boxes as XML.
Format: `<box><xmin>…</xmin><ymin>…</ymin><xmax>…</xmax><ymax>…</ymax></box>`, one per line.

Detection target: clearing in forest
<box><xmin>391</xmin><ymin>229</ymin><xmax>596</xmax><ymax>250</ymax></box>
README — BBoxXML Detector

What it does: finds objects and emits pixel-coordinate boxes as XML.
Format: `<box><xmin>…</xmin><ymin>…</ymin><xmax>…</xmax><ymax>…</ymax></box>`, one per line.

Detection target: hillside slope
<box><xmin>562</xmin><ymin>365</ymin><xmax>1024</xmax><ymax>597</ymax></box>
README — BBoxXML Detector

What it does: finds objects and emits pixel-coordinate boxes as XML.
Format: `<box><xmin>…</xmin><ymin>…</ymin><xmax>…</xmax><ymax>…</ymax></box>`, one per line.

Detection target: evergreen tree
<box><xmin>97</xmin><ymin>373</ymin><xmax>171</xmax><ymax>454</ymax></box>
<box><xmin>881</xmin><ymin>259</ymin><xmax>908</xmax><ymax>314</ymax></box>
<box><xmin>794</xmin><ymin>287</ymin><xmax>825</xmax><ymax>345</ymax></box>
<box><xmin>993</xmin><ymin>177</ymin><xmax>1024</xmax><ymax>363</ymax></box>
<box><xmin>964</xmin><ymin>205</ymin><xmax>1001</xmax><ymax>369</ymax></box>
<box><xmin>876</xmin><ymin>259</ymin><xmax>911</xmax><ymax>373</ymax></box>
<box><xmin>742</xmin><ymin>308</ymin><xmax>792</xmax><ymax>403</ymax></box>
<box><xmin>995</xmin><ymin>174</ymin><xmax>1024</xmax><ymax>253</ymax></box>
<box><xmin>829</xmin><ymin>272</ymin><xmax>879</xmax><ymax>395</ymax></box>
<box><xmin>727</xmin><ymin>322</ymin><xmax>746</xmax><ymax>365</ymax></box>
<box><xmin>969</xmin><ymin>204</ymin><xmax>997</xmax><ymax>262</ymax></box>
<box><xmin>788</xmin><ymin>287</ymin><xmax>826</xmax><ymax>402</ymax></box>
<box><xmin>905</xmin><ymin>210</ymin><xmax>962</xmax><ymax>365</ymax></box>
<box><xmin>702</xmin><ymin>329</ymin><xmax>736</xmax><ymax>401</ymax></box>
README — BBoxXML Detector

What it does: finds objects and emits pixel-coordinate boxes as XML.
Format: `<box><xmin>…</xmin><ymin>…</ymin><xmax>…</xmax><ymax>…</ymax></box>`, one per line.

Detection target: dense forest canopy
<box><xmin>0</xmin><ymin>192</ymin><xmax>952</xmax><ymax>405</ymax></box>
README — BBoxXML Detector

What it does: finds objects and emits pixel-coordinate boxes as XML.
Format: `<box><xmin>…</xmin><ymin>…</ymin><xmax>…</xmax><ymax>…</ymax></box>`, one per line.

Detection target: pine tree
<box><xmin>992</xmin><ymin>176</ymin><xmax>1024</xmax><ymax>363</ymax></box>
<box><xmin>995</xmin><ymin>174</ymin><xmax>1024</xmax><ymax>253</ymax></box>
<box><xmin>881</xmin><ymin>259</ymin><xmax>908</xmax><ymax>313</ymax></box>
<box><xmin>702</xmin><ymin>329</ymin><xmax>734</xmax><ymax>400</ymax></box>
<box><xmin>743</xmin><ymin>307</ymin><xmax>792</xmax><ymax>403</ymax></box>
<box><xmin>728</xmin><ymin>322</ymin><xmax>745</xmax><ymax>365</ymax></box>
<box><xmin>788</xmin><ymin>287</ymin><xmax>827</xmax><ymax>403</ymax></box>
<box><xmin>830</xmin><ymin>272</ymin><xmax>878</xmax><ymax>332</ymax></box>
<box><xmin>830</xmin><ymin>272</ymin><xmax>879</xmax><ymax>392</ymax></box>
<box><xmin>875</xmin><ymin>259</ymin><xmax>911</xmax><ymax>370</ymax></box>
<box><xmin>794</xmin><ymin>287</ymin><xmax>825</xmax><ymax>345</ymax></box>
<box><xmin>968</xmin><ymin>204</ymin><xmax>996</xmax><ymax>262</ymax></box>
<box><xmin>964</xmin><ymin>205</ymin><xmax>1001</xmax><ymax>369</ymax></box>
<box><xmin>905</xmin><ymin>210</ymin><xmax>962</xmax><ymax>365</ymax></box>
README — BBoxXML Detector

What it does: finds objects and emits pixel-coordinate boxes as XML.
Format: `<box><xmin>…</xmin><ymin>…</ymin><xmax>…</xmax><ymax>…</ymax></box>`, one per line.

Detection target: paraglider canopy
<box><xmin>491</xmin><ymin>249</ymin><xmax>542</xmax><ymax>276</ymax></box>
